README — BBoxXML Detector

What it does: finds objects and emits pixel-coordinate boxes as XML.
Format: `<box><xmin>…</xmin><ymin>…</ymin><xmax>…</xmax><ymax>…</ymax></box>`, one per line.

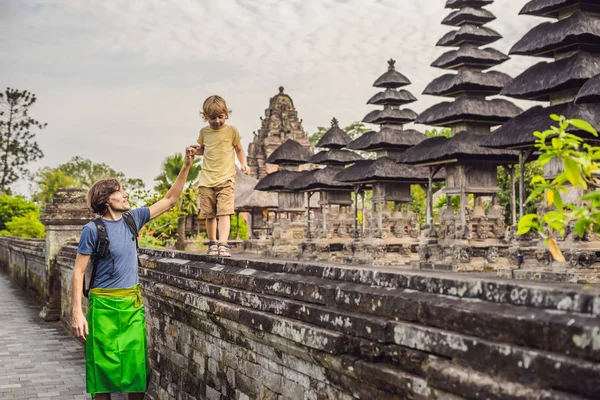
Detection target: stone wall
<box><xmin>0</xmin><ymin>236</ymin><xmax>46</xmax><ymax>304</ymax></box>
<box><xmin>7</xmin><ymin>240</ymin><xmax>600</xmax><ymax>399</ymax></box>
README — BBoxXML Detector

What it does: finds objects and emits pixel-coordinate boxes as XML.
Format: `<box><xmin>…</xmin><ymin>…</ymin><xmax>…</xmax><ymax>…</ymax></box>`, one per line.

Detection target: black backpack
<box><xmin>83</xmin><ymin>212</ymin><xmax>139</xmax><ymax>298</ymax></box>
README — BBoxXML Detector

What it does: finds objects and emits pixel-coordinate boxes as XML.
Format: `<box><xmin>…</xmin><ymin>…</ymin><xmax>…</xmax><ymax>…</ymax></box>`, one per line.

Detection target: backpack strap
<box><xmin>122</xmin><ymin>211</ymin><xmax>141</xmax><ymax>267</ymax></box>
<box><xmin>83</xmin><ymin>218</ymin><xmax>109</xmax><ymax>298</ymax></box>
<box><xmin>122</xmin><ymin>212</ymin><xmax>139</xmax><ymax>249</ymax></box>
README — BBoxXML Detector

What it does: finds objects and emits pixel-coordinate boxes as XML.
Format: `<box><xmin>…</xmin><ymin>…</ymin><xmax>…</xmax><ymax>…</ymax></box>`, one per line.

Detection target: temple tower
<box><xmin>398</xmin><ymin>0</ymin><xmax>522</xmax><ymax>270</ymax></box>
<box><xmin>247</xmin><ymin>87</ymin><xmax>311</xmax><ymax>179</ymax></box>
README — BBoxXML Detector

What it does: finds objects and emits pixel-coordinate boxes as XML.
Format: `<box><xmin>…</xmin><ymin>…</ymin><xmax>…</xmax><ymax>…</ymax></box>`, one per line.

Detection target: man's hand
<box><xmin>72</xmin><ymin>309</ymin><xmax>88</xmax><ymax>340</ymax></box>
<box><xmin>184</xmin><ymin>146</ymin><xmax>196</xmax><ymax>167</ymax></box>
<box><xmin>241</xmin><ymin>164</ymin><xmax>250</xmax><ymax>175</ymax></box>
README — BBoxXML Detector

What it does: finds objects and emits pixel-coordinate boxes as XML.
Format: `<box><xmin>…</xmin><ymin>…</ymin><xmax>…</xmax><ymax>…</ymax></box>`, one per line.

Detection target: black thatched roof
<box><xmin>367</xmin><ymin>89</ymin><xmax>417</xmax><ymax>106</ymax></box>
<box><xmin>235</xmin><ymin>188</ymin><xmax>278</xmax><ymax>211</ymax></box>
<box><xmin>334</xmin><ymin>158</ymin><xmax>433</xmax><ymax>184</ymax></box>
<box><xmin>437</xmin><ymin>25</ymin><xmax>502</xmax><ymax>47</ymax></box>
<box><xmin>254</xmin><ymin>170</ymin><xmax>303</xmax><ymax>192</ymax></box>
<box><xmin>576</xmin><ymin>73</ymin><xmax>600</xmax><ymax>104</ymax></box>
<box><xmin>265</xmin><ymin>139</ymin><xmax>313</xmax><ymax>165</ymax></box>
<box><xmin>510</xmin><ymin>11</ymin><xmax>600</xmax><ymax>58</ymax></box>
<box><xmin>446</xmin><ymin>0</ymin><xmax>493</xmax><ymax>8</ymax></box>
<box><xmin>311</xmin><ymin>149</ymin><xmax>364</xmax><ymax>165</ymax></box>
<box><xmin>481</xmin><ymin>102</ymin><xmax>600</xmax><ymax>149</ymax></box>
<box><xmin>501</xmin><ymin>51</ymin><xmax>600</xmax><ymax>101</ymax></box>
<box><xmin>372</xmin><ymin>108</ymin><xmax>418</xmax><ymax>125</ymax></box>
<box><xmin>396</xmin><ymin>136</ymin><xmax>448</xmax><ymax>164</ymax></box>
<box><xmin>373</xmin><ymin>59</ymin><xmax>411</xmax><ymax>89</ymax></box>
<box><xmin>288</xmin><ymin>167</ymin><xmax>354</xmax><ymax>191</ymax></box>
<box><xmin>520</xmin><ymin>0</ymin><xmax>600</xmax><ymax>19</ymax></box>
<box><xmin>347</xmin><ymin>128</ymin><xmax>426</xmax><ymax>151</ymax></box>
<box><xmin>362</xmin><ymin>110</ymin><xmax>381</xmax><ymax>124</ymax></box>
<box><xmin>442</xmin><ymin>6</ymin><xmax>496</xmax><ymax>26</ymax></box>
<box><xmin>423</xmin><ymin>69</ymin><xmax>512</xmax><ymax>97</ymax></box>
<box><xmin>316</xmin><ymin>118</ymin><xmax>352</xmax><ymax>149</ymax></box>
<box><xmin>399</xmin><ymin>132</ymin><xmax>519</xmax><ymax>165</ymax></box>
<box><xmin>416</xmin><ymin>96</ymin><xmax>522</xmax><ymax>127</ymax></box>
<box><xmin>432</xmin><ymin>47</ymin><xmax>509</xmax><ymax>70</ymax></box>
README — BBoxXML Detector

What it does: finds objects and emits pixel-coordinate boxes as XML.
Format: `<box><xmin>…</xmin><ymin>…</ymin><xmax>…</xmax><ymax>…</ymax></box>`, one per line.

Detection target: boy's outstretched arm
<box><xmin>235</xmin><ymin>143</ymin><xmax>250</xmax><ymax>174</ymax></box>
<box><xmin>149</xmin><ymin>146</ymin><xmax>196</xmax><ymax>219</ymax></box>
<box><xmin>190</xmin><ymin>144</ymin><xmax>204</xmax><ymax>156</ymax></box>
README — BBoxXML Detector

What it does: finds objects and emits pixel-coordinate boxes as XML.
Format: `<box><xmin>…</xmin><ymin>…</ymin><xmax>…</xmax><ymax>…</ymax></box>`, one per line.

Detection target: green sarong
<box><xmin>86</xmin><ymin>284</ymin><xmax>149</xmax><ymax>395</ymax></box>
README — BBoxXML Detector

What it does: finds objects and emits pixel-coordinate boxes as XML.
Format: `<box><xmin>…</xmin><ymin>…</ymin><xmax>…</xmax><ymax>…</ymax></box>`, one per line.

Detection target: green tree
<box><xmin>154</xmin><ymin>152</ymin><xmax>202</xmax><ymax>249</ymax></box>
<box><xmin>0</xmin><ymin>88</ymin><xmax>46</xmax><ymax>192</ymax></box>
<box><xmin>497</xmin><ymin>163</ymin><xmax>544</xmax><ymax>225</ymax></box>
<box><xmin>344</xmin><ymin>121</ymin><xmax>370</xmax><ymax>140</ymax></box>
<box><xmin>518</xmin><ymin>116</ymin><xmax>600</xmax><ymax>262</ymax></box>
<box><xmin>31</xmin><ymin>169</ymin><xmax>77</xmax><ymax>209</ymax></box>
<box><xmin>31</xmin><ymin>156</ymin><xmax>146</xmax><ymax>207</ymax></box>
<box><xmin>0</xmin><ymin>194</ymin><xmax>38</xmax><ymax>231</ymax></box>
<box><xmin>230</xmin><ymin>215</ymin><xmax>249</xmax><ymax>240</ymax></box>
<box><xmin>0</xmin><ymin>210</ymin><xmax>45</xmax><ymax>238</ymax></box>
<box><xmin>425</xmin><ymin>128</ymin><xmax>452</xmax><ymax>138</ymax></box>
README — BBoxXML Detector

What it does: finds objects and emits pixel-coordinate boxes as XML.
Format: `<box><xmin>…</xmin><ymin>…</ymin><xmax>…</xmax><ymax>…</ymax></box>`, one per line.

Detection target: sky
<box><xmin>1</xmin><ymin>0</ymin><xmax>543</xmax><ymax>195</ymax></box>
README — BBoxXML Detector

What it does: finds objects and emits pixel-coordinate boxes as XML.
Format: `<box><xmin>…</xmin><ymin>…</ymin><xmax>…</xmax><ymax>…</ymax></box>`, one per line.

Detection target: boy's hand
<box><xmin>241</xmin><ymin>164</ymin><xmax>250</xmax><ymax>175</ymax></box>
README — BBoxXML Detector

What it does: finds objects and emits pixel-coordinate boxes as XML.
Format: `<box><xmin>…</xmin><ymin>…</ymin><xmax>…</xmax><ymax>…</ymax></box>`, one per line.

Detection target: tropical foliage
<box><xmin>153</xmin><ymin>152</ymin><xmax>202</xmax><ymax>250</ymax></box>
<box><xmin>517</xmin><ymin>116</ymin><xmax>600</xmax><ymax>262</ymax></box>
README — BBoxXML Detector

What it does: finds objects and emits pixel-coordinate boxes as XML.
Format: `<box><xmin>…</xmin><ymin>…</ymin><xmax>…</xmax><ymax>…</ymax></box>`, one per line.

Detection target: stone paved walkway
<box><xmin>0</xmin><ymin>273</ymin><xmax>89</xmax><ymax>400</ymax></box>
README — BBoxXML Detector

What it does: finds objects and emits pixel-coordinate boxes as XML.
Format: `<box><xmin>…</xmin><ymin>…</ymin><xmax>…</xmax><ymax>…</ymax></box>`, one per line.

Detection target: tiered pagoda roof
<box><xmin>481</xmin><ymin>0</ymin><xmax>600</xmax><ymax>150</ymax></box>
<box><xmin>482</xmin><ymin>103</ymin><xmax>600</xmax><ymax>149</ymax></box>
<box><xmin>254</xmin><ymin>138</ymin><xmax>313</xmax><ymax>192</ymax></box>
<box><xmin>576</xmin><ymin>74</ymin><xmax>600</xmax><ymax>104</ymax></box>
<box><xmin>335</xmin><ymin>59</ymin><xmax>430</xmax><ymax>185</ymax></box>
<box><xmin>520</xmin><ymin>0</ymin><xmax>600</xmax><ymax>18</ymax></box>
<box><xmin>265</xmin><ymin>139</ymin><xmax>313</xmax><ymax>166</ymax></box>
<box><xmin>415</xmin><ymin>1</ymin><xmax>520</xmax><ymax>130</ymax></box>
<box><xmin>289</xmin><ymin>118</ymin><xmax>361</xmax><ymax>192</ymax></box>
<box><xmin>254</xmin><ymin>170</ymin><xmax>303</xmax><ymax>192</ymax></box>
<box><xmin>510</xmin><ymin>11</ymin><xmax>600</xmax><ymax>57</ymax></box>
<box><xmin>399</xmin><ymin>132</ymin><xmax>518</xmax><ymax>165</ymax></box>
<box><xmin>501</xmin><ymin>52</ymin><xmax>600</xmax><ymax>101</ymax></box>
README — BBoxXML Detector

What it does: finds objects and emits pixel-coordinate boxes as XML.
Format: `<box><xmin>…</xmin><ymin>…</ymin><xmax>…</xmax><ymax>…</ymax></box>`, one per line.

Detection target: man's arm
<box><xmin>234</xmin><ymin>143</ymin><xmax>249</xmax><ymax>174</ymax></box>
<box><xmin>149</xmin><ymin>147</ymin><xmax>196</xmax><ymax>220</ymax></box>
<box><xmin>72</xmin><ymin>253</ymin><xmax>90</xmax><ymax>340</ymax></box>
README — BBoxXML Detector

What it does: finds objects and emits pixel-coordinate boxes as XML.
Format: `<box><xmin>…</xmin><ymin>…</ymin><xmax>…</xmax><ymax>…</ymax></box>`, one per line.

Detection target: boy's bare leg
<box><xmin>217</xmin><ymin>215</ymin><xmax>231</xmax><ymax>243</ymax></box>
<box><xmin>206</xmin><ymin>217</ymin><xmax>217</xmax><ymax>242</ymax></box>
<box><xmin>128</xmin><ymin>393</ymin><xmax>145</xmax><ymax>400</ymax></box>
<box><xmin>95</xmin><ymin>394</ymin><xmax>111</xmax><ymax>400</ymax></box>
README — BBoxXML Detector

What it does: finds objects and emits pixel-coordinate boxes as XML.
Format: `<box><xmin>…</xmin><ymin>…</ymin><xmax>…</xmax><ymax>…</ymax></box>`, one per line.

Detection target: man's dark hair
<box><xmin>87</xmin><ymin>178</ymin><xmax>122</xmax><ymax>215</ymax></box>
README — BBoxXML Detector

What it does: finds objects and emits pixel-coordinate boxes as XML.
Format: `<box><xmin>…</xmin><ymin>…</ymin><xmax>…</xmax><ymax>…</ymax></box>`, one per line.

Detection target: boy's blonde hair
<box><xmin>200</xmin><ymin>95</ymin><xmax>232</xmax><ymax>121</ymax></box>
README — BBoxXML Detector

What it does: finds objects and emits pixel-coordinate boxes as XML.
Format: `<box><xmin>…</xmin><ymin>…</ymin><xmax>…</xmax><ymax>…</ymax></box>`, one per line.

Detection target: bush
<box><xmin>0</xmin><ymin>194</ymin><xmax>38</xmax><ymax>231</ymax></box>
<box><xmin>0</xmin><ymin>211</ymin><xmax>45</xmax><ymax>238</ymax></box>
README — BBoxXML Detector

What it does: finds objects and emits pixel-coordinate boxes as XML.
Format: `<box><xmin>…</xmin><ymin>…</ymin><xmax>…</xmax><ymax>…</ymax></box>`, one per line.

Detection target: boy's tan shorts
<box><xmin>198</xmin><ymin>180</ymin><xmax>235</xmax><ymax>219</ymax></box>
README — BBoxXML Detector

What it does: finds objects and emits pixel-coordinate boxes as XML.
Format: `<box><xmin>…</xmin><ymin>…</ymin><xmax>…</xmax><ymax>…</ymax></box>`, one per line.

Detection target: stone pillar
<box><xmin>39</xmin><ymin>188</ymin><xmax>93</xmax><ymax>321</ymax></box>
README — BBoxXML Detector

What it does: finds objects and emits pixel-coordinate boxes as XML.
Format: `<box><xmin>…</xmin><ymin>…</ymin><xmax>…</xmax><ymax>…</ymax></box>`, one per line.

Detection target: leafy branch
<box><xmin>517</xmin><ymin>115</ymin><xmax>600</xmax><ymax>262</ymax></box>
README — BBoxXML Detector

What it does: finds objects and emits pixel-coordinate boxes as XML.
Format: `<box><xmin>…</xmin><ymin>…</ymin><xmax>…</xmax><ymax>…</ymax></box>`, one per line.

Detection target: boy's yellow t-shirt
<box><xmin>197</xmin><ymin>125</ymin><xmax>242</xmax><ymax>188</ymax></box>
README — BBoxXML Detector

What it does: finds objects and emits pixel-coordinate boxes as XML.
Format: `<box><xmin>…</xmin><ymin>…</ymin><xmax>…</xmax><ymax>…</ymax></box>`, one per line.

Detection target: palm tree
<box><xmin>154</xmin><ymin>153</ymin><xmax>202</xmax><ymax>250</ymax></box>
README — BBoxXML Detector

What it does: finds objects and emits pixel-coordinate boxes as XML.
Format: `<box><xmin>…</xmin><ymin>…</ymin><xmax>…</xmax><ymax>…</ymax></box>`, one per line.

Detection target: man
<box><xmin>71</xmin><ymin>147</ymin><xmax>195</xmax><ymax>400</ymax></box>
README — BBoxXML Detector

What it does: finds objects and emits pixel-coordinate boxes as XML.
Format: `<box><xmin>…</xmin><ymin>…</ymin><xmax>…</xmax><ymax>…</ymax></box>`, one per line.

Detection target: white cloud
<box><xmin>1</xmin><ymin>0</ymin><xmax>543</xmax><ymax>194</ymax></box>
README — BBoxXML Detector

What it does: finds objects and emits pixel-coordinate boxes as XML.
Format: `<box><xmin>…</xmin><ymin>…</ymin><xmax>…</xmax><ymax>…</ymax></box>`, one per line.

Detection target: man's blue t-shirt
<box><xmin>77</xmin><ymin>207</ymin><xmax>150</xmax><ymax>289</ymax></box>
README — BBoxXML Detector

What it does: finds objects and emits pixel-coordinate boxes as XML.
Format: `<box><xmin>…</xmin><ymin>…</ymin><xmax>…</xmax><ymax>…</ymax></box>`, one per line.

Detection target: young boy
<box><xmin>192</xmin><ymin>95</ymin><xmax>249</xmax><ymax>257</ymax></box>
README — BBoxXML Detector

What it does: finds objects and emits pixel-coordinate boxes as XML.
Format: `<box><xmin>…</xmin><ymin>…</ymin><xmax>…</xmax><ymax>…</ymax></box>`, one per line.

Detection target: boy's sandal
<box><xmin>207</xmin><ymin>242</ymin><xmax>219</xmax><ymax>256</ymax></box>
<box><xmin>218</xmin><ymin>243</ymin><xmax>231</xmax><ymax>257</ymax></box>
